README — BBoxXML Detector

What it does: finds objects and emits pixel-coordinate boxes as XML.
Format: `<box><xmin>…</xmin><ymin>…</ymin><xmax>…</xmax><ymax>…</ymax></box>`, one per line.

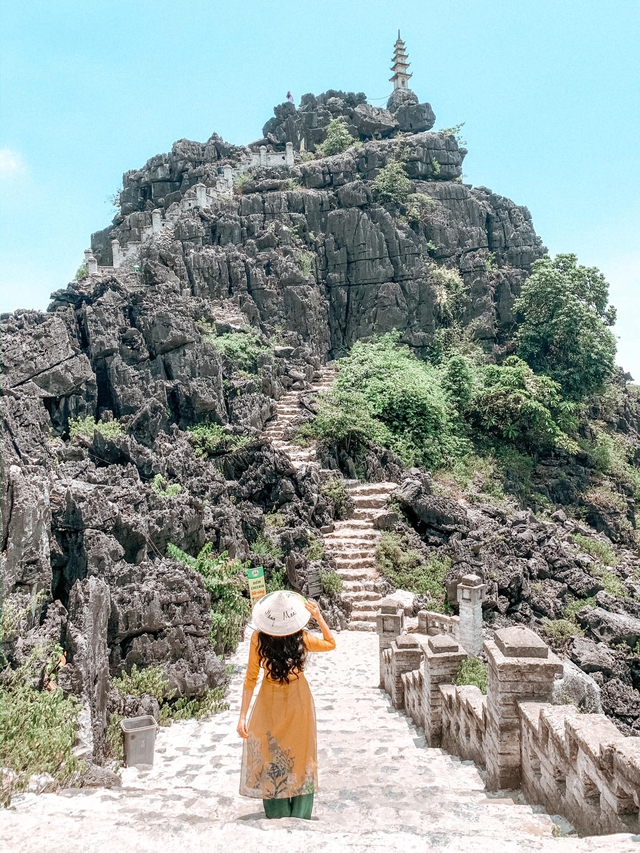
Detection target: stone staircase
<box><xmin>2</xmin><ymin>632</ymin><xmax>630</xmax><ymax>853</ymax></box>
<box><xmin>324</xmin><ymin>480</ymin><xmax>397</xmax><ymax>631</ymax></box>
<box><xmin>263</xmin><ymin>366</ymin><xmax>394</xmax><ymax>629</ymax></box>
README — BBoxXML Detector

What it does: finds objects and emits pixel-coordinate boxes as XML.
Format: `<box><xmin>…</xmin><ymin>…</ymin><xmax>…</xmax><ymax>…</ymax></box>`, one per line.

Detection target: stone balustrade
<box><xmin>91</xmin><ymin>144</ymin><xmax>294</xmax><ymax>271</ymax></box>
<box><xmin>377</xmin><ymin>614</ymin><xmax>640</xmax><ymax>836</ymax></box>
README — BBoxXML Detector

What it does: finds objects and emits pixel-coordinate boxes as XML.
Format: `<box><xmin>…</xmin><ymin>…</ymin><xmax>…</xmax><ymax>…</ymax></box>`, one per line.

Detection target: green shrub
<box><xmin>542</xmin><ymin>618</ymin><xmax>583</xmax><ymax>640</ymax></box>
<box><xmin>266</xmin><ymin>566</ymin><xmax>288</xmax><ymax>593</ymax></box>
<box><xmin>74</xmin><ymin>262</ymin><xmax>87</xmax><ymax>281</ymax></box>
<box><xmin>207</xmin><ymin>328</ymin><xmax>270</xmax><ymax>372</ymax></box>
<box><xmin>321</xmin><ymin>478</ymin><xmax>349</xmax><ymax>519</ymax></box>
<box><xmin>158</xmin><ymin>686</ymin><xmax>228</xmax><ymax>723</ymax></box>
<box><xmin>571</xmin><ymin>533</ymin><xmax>618</xmax><ymax>566</ymax></box>
<box><xmin>316</xmin><ymin>118</ymin><xmax>357</xmax><ymax>156</ymax></box>
<box><xmin>332</xmin><ymin>333</ymin><xmax>460</xmax><ymax>469</ymax></box>
<box><xmin>1</xmin><ymin>590</ymin><xmax>48</xmax><ymax>645</ymax></box>
<box><xmin>440</xmin><ymin>353</ymin><xmax>475</xmax><ymax>413</ymax></box>
<box><xmin>514</xmin><ymin>253</ymin><xmax>617</xmax><ymax>401</ymax></box>
<box><xmin>300</xmin><ymin>251</ymin><xmax>315</xmax><ymax>277</ymax></box>
<box><xmin>112</xmin><ymin>664</ymin><xmax>169</xmax><ymax>701</ymax></box>
<box><xmin>563</xmin><ymin>596</ymin><xmax>597</xmax><ymax>620</ymax></box>
<box><xmin>590</xmin><ymin>564</ymin><xmax>627</xmax><ymax>597</ymax></box>
<box><xmin>69</xmin><ymin>416</ymin><xmax>123</xmax><ymax>441</ymax></box>
<box><xmin>430</xmin><ymin>158</ymin><xmax>442</xmax><ymax>176</ymax></box>
<box><xmin>319</xmin><ymin>569</ymin><xmax>343</xmax><ymax>595</ymax></box>
<box><xmin>188</xmin><ymin>422</ymin><xmax>249</xmax><ymax>458</ymax></box>
<box><xmin>151</xmin><ymin>474</ymin><xmax>182</xmax><ymax>498</ymax></box>
<box><xmin>376</xmin><ymin>533</ymin><xmax>450</xmax><ymax>612</ymax></box>
<box><xmin>405</xmin><ymin>193</ymin><xmax>437</xmax><ymax>225</ymax></box>
<box><xmin>372</xmin><ymin>159</ymin><xmax>411</xmax><ymax>205</ymax></box>
<box><xmin>470</xmin><ymin>356</ymin><xmax>578</xmax><ymax>454</ymax></box>
<box><xmin>306</xmin><ymin>536</ymin><xmax>325</xmax><ymax>561</ymax></box>
<box><xmin>233</xmin><ymin>172</ymin><xmax>253</xmax><ymax>191</ymax></box>
<box><xmin>0</xmin><ymin>644</ymin><xmax>81</xmax><ymax>803</ymax></box>
<box><xmin>455</xmin><ymin>658</ymin><xmax>487</xmax><ymax>694</ymax></box>
<box><xmin>252</xmin><ymin>533</ymin><xmax>283</xmax><ymax>561</ymax></box>
<box><xmin>264</xmin><ymin>512</ymin><xmax>285</xmax><ymax>529</ymax></box>
<box><xmin>438</xmin><ymin>123</ymin><xmax>467</xmax><ymax>146</ymax></box>
<box><xmin>583</xmin><ymin>431</ymin><xmax>640</xmax><ymax>500</ymax></box>
<box><xmin>297</xmin><ymin>388</ymin><xmax>393</xmax><ymax>457</ymax></box>
<box><xmin>168</xmin><ymin>542</ymin><xmax>250</xmax><ymax>654</ymax></box>
<box><xmin>429</xmin><ymin>265</ymin><xmax>469</xmax><ymax>326</ymax></box>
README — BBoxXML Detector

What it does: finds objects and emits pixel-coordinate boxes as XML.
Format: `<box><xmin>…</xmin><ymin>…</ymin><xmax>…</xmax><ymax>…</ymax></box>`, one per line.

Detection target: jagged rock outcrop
<box><xmin>1</xmin><ymin>87</ymin><xmax>637</xmax><ymax>763</ymax></box>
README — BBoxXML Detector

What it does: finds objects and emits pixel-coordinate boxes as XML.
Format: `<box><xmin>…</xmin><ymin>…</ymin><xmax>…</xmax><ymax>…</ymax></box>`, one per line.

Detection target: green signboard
<box><xmin>246</xmin><ymin>566</ymin><xmax>266</xmax><ymax>603</ymax></box>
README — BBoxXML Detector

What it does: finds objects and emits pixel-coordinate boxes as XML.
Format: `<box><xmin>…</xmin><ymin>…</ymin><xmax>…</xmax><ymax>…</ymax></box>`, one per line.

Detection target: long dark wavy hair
<box><xmin>257</xmin><ymin>630</ymin><xmax>307</xmax><ymax>684</ymax></box>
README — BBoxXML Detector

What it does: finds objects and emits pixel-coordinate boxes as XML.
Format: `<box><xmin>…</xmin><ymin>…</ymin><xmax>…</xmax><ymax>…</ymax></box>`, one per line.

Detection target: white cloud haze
<box><xmin>0</xmin><ymin>148</ymin><xmax>26</xmax><ymax>179</ymax></box>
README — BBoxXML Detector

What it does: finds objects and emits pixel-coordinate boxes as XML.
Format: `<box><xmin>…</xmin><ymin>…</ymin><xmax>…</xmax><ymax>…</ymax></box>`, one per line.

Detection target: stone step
<box><xmin>350</xmin><ymin>610</ymin><xmax>378</xmax><ymax>622</ymax></box>
<box><xmin>351</xmin><ymin>507</ymin><xmax>387</xmax><ymax>519</ymax></box>
<box><xmin>347</xmin><ymin>619</ymin><xmax>377</xmax><ymax>632</ymax></box>
<box><xmin>326</xmin><ymin>550</ymin><xmax>371</xmax><ymax>560</ymax></box>
<box><xmin>345</xmin><ymin>599</ymin><xmax>383</xmax><ymax>612</ymax></box>
<box><xmin>341</xmin><ymin>581</ymin><xmax>378</xmax><ymax>593</ymax></box>
<box><xmin>350</xmin><ymin>496</ymin><xmax>389</xmax><ymax>509</ymax></box>
<box><xmin>342</xmin><ymin>588</ymin><xmax>383</xmax><ymax>600</ymax></box>
<box><xmin>333</xmin><ymin>560</ymin><xmax>376</xmax><ymax>572</ymax></box>
<box><xmin>335</xmin><ymin>569</ymin><xmax>374</xmax><ymax>581</ymax></box>
<box><xmin>346</xmin><ymin>481</ymin><xmax>398</xmax><ymax>493</ymax></box>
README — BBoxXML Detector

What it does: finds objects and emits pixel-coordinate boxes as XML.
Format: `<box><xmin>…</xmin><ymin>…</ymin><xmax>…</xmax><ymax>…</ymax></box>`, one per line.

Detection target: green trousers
<box><xmin>263</xmin><ymin>793</ymin><xmax>314</xmax><ymax>820</ymax></box>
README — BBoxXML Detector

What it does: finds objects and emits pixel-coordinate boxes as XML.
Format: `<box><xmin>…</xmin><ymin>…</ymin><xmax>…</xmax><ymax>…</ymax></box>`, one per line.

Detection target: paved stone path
<box><xmin>2</xmin><ymin>631</ymin><xmax>633</xmax><ymax>853</ymax></box>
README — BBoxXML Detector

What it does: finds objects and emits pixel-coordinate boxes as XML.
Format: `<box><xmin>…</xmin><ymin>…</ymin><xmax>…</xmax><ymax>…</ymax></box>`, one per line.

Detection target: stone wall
<box><xmin>378</xmin><ymin>618</ymin><xmax>640</xmax><ymax>836</ymax></box>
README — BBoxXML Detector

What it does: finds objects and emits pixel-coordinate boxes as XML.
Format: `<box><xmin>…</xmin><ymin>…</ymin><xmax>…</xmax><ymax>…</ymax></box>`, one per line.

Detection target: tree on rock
<box><xmin>514</xmin><ymin>254</ymin><xmax>617</xmax><ymax>400</ymax></box>
<box><xmin>316</xmin><ymin>118</ymin><xmax>356</xmax><ymax>156</ymax></box>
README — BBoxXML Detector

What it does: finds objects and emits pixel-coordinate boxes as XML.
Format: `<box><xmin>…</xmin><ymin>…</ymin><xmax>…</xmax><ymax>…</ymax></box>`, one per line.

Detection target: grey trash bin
<box><xmin>120</xmin><ymin>715</ymin><xmax>158</xmax><ymax>767</ymax></box>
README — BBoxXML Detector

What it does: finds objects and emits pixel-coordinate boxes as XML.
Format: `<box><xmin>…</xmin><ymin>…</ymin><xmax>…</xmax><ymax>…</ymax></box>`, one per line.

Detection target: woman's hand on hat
<box><xmin>237</xmin><ymin>716</ymin><xmax>249</xmax><ymax>739</ymax></box>
<box><xmin>304</xmin><ymin>599</ymin><xmax>321</xmax><ymax>620</ymax></box>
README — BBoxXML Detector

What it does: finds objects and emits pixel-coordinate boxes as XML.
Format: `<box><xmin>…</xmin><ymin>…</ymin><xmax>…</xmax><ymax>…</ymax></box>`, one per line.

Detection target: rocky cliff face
<box><xmin>1</xmin><ymin>89</ymin><xmax>637</xmax><ymax>769</ymax></box>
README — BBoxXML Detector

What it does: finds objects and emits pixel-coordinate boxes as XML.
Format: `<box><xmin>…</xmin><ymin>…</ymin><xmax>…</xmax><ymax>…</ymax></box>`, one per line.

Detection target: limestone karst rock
<box><xmin>2</xmin><ymin>88</ymin><xmax>639</xmax><ymax>758</ymax></box>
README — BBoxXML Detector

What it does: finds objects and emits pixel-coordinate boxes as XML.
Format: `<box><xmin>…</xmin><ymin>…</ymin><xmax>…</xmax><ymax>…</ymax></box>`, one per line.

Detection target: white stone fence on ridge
<box><xmin>377</xmin><ymin>576</ymin><xmax>640</xmax><ymax>837</ymax></box>
<box><xmin>84</xmin><ymin>143</ymin><xmax>295</xmax><ymax>275</ymax></box>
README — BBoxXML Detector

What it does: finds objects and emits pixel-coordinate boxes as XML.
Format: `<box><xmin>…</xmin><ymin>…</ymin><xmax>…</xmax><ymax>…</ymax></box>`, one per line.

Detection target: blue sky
<box><xmin>1</xmin><ymin>0</ymin><xmax>639</xmax><ymax>375</ymax></box>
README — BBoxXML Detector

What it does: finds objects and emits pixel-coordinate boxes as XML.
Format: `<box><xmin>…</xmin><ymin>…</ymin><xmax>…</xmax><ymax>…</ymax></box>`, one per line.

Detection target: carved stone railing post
<box><xmin>457</xmin><ymin>574</ymin><xmax>486</xmax><ymax>656</ymax></box>
<box><xmin>151</xmin><ymin>208</ymin><xmax>163</xmax><ymax>233</ymax></box>
<box><xmin>111</xmin><ymin>238</ymin><xmax>122</xmax><ymax>268</ymax></box>
<box><xmin>86</xmin><ymin>251</ymin><xmax>98</xmax><ymax>275</ymax></box>
<box><xmin>484</xmin><ymin>626</ymin><xmax>562</xmax><ymax>791</ymax></box>
<box><xmin>421</xmin><ymin>634</ymin><xmax>467</xmax><ymax>746</ymax></box>
<box><xmin>259</xmin><ymin>145</ymin><xmax>268</xmax><ymax>167</ymax></box>
<box><xmin>285</xmin><ymin>141</ymin><xmax>294</xmax><ymax>167</ymax></box>
<box><xmin>195</xmin><ymin>183</ymin><xmax>207</xmax><ymax>208</ymax></box>
<box><xmin>223</xmin><ymin>165</ymin><xmax>234</xmax><ymax>192</ymax></box>
<box><xmin>376</xmin><ymin>597</ymin><xmax>404</xmax><ymax>688</ymax></box>
<box><xmin>388</xmin><ymin>635</ymin><xmax>423</xmax><ymax>710</ymax></box>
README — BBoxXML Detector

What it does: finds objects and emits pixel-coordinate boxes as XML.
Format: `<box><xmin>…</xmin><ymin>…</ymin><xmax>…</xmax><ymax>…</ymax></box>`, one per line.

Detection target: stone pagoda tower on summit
<box><xmin>390</xmin><ymin>31</ymin><xmax>412</xmax><ymax>91</ymax></box>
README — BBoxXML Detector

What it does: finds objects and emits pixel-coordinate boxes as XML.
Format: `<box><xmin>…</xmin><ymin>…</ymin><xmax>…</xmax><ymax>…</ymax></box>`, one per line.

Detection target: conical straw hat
<box><xmin>251</xmin><ymin>590</ymin><xmax>310</xmax><ymax>637</ymax></box>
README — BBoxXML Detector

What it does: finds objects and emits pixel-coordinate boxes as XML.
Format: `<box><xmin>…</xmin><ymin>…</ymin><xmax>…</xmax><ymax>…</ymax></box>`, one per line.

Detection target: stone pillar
<box><xmin>421</xmin><ymin>634</ymin><xmax>467</xmax><ymax>746</ymax></box>
<box><xmin>111</xmin><ymin>239</ymin><xmax>122</xmax><ymax>268</ymax></box>
<box><xmin>223</xmin><ymin>165</ymin><xmax>233</xmax><ymax>192</ymax></box>
<box><xmin>484</xmin><ymin>626</ymin><xmax>563</xmax><ymax>791</ymax></box>
<box><xmin>376</xmin><ymin>597</ymin><xmax>404</xmax><ymax>688</ymax></box>
<box><xmin>195</xmin><ymin>183</ymin><xmax>207</xmax><ymax>208</ymax></box>
<box><xmin>151</xmin><ymin>208</ymin><xmax>162</xmax><ymax>233</ymax></box>
<box><xmin>285</xmin><ymin>141</ymin><xmax>294</xmax><ymax>167</ymax></box>
<box><xmin>388</xmin><ymin>634</ymin><xmax>423</xmax><ymax>710</ymax></box>
<box><xmin>84</xmin><ymin>248</ymin><xmax>93</xmax><ymax>265</ymax></box>
<box><xmin>259</xmin><ymin>145</ymin><xmax>268</xmax><ymax>167</ymax></box>
<box><xmin>86</xmin><ymin>252</ymin><xmax>98</xmax><ymax>275</ymax></box>
<box><xmin>457</xmin><ymin>574</ymin><xmax>486</xmax><ymax>657</ymax></box>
